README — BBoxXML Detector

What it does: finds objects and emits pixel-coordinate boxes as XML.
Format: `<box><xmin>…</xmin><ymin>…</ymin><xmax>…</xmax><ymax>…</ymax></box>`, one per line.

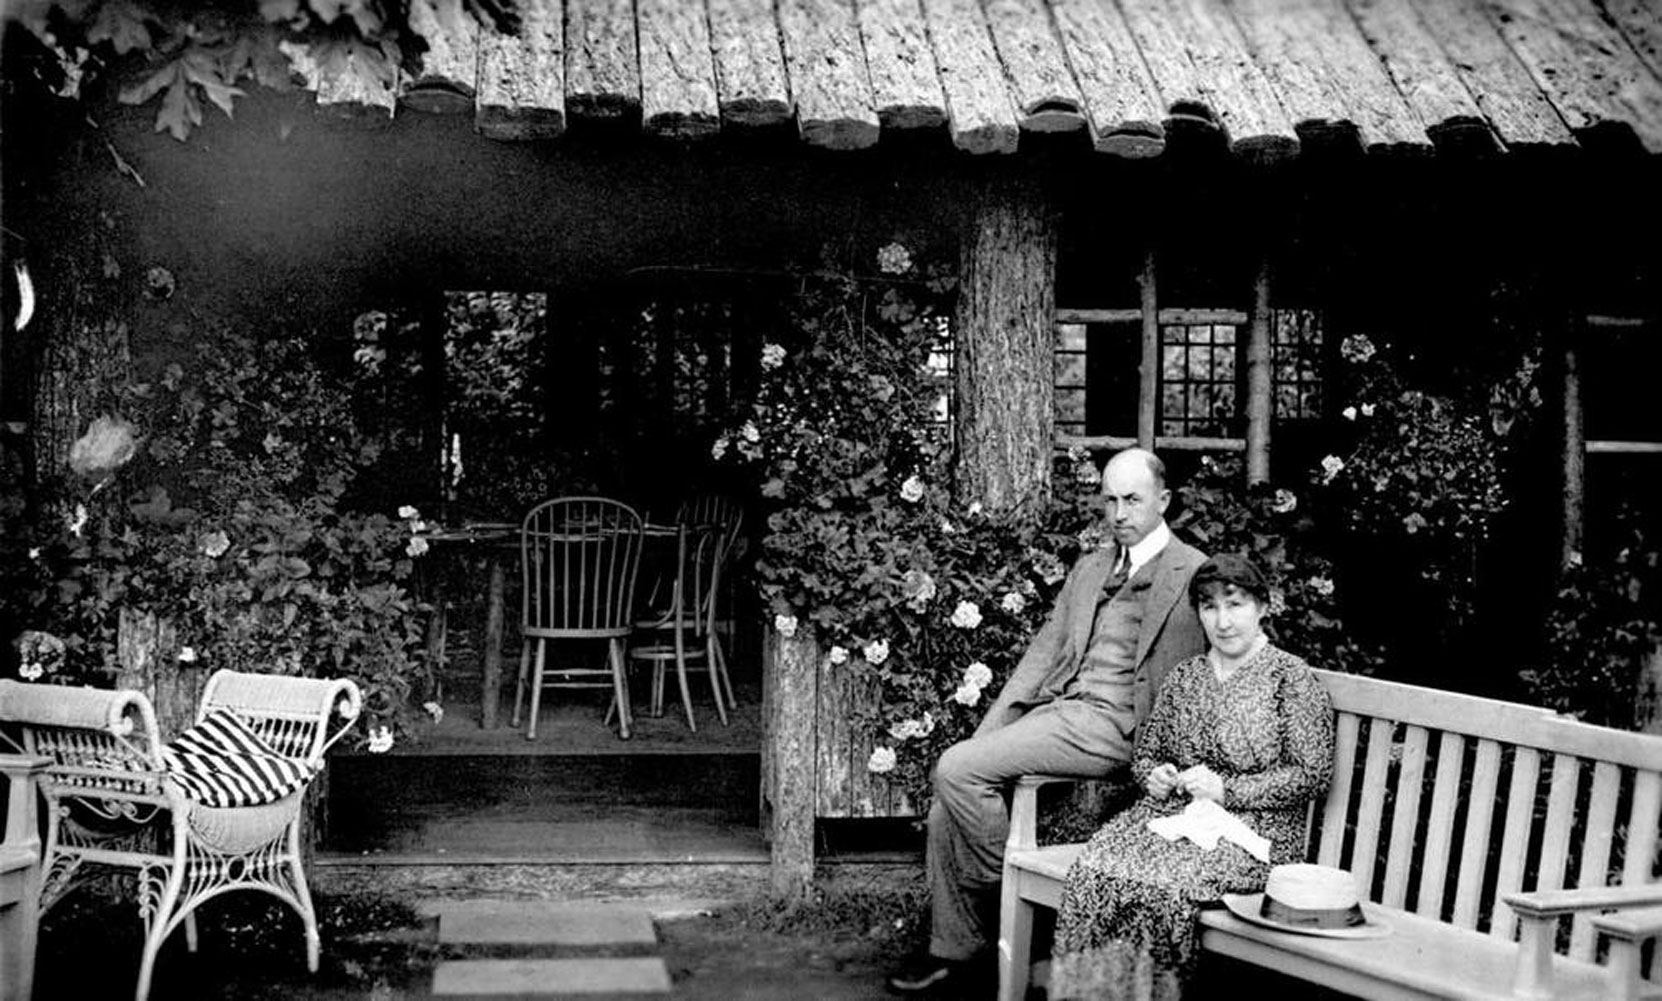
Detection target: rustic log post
<box><xmin>115</xmin><ymin>608</ymin><xmax>202</xmax><ymax>741</ymax></box>
<box><xmin>953</xmin><ymin>171</ymin><xmax>1057</xmax><ymax>513</ymax></box>
<box><xmin>1245</xmin><ymin>257</ymin><xmax>1273</xmax><ymax>484</ymax></box>
<box><xmin>763</xmin><ymin>627</ymin><xmax>818</xmax><ymax>897</ymax></box>
<box><xmin>1638</xmin><ymin>640</ymin><xmax>1662</xmax><ymax>735</ymax></box>
<box><xmin>1560</xmin><ymin>337</ymin><xmax>1584</xmax><ymax>570</ymax></box>
<box><xmin>1137</xmin><ymin>248</ymin><xmax>1159</xmax><ymax>448</ymax></box>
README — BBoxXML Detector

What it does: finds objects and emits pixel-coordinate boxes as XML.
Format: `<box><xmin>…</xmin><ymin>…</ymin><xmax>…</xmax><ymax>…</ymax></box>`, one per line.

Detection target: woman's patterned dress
<box><xmin>1050</xmin><ymin>643</ymin><xmax>1335</xmax><ymax>1000</ymax></box>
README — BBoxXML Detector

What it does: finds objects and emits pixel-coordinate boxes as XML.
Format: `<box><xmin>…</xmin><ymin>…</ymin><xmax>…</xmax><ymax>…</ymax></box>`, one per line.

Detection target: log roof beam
<box><xmin>1485</xmin><ymin>0</ymin><xmax>1662</xmax><ymax>153</ymax></box>
<box><xmin>298</xmin><ymin>0</ymin><xmax>1660</xmax><ymax>161</ymax></box>
<box><xmin>1230</xmin><ymin>0</ymin><xmax>1431</xmax><ymax>155</ymax></box>
<box><xmin>707</xmin><ymin>0</ymin><xmax>794</xmax><ymax>127</ymax></box>
<box><xmin>777</xmin><ymin>0</ymin><xmax>882</xmax><ymax>149</ymax></box>
<box><xmin>476</xmin><ymin>0</ymin><xmax>565</xmax><ymax>139</ymax></box>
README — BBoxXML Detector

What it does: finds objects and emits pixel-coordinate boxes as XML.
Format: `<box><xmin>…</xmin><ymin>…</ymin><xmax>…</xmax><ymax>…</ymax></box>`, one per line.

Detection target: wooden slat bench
<box><xmin>997</xmin><ymin>669</ymin><xmax>1662</xmax><ymax>1001</ymax></box>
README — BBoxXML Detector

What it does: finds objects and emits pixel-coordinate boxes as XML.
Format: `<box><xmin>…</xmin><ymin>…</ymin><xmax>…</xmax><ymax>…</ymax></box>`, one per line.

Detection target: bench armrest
<box><xmin>1590</xmin><ymin>904</ymin><xmax>1662</xmax><ymax>942</ymax></box>
<box><xmin>1007</xmin><ymin>774</ymin><xmax>1081</xmax><ymax>852</ymax></box>
<box><xmin>1505</xmin><ymin>884</ymin><xmax>1662</xmax><ymax>999</ymax></box>
<box><xmin>1504</xmin><ymin>884</ymin><xmax>1662</xmax><ymax>919</ymax></box>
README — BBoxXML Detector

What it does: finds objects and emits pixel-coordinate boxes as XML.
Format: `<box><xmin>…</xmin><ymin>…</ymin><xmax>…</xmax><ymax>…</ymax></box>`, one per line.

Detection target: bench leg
<box><xmin>998</xmin><ymin>868</ymin><xmax>1035</xmax><ymax>1001</ymax></box>
<box><xmin>1511</xmin><ymin>913</ymin><xmax>1556</xmax><ymax>1000</ymax></box>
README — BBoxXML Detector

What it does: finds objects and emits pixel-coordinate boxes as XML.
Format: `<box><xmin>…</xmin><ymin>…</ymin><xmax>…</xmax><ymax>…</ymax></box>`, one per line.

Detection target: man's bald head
<box><xmin>1101</xmin><ymin>448</ymin><xmax>1171</xmax><ymax>548</ymax></box>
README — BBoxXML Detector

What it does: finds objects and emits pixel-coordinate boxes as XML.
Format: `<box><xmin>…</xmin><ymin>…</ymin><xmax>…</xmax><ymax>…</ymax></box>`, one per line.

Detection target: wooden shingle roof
<box><xmin>293</xmin><ymin>0</ymin><xmax>1662</xmax><ymax>157</ymax></box>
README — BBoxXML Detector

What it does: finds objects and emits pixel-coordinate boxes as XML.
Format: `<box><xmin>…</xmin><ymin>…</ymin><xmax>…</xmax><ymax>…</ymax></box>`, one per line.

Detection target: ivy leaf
<box><xmin>258</xmin><ymin>0</ymin><xmax>303</xmax><ymax>23</ymax></box>
<box><xmin>179</xmin><ymin>48</ymin><xmax>244</xmax><ymax>118</ymax></box>
<box><xmin>119</xmin><ymin>60</ymin><xmax>180</xmax><ymax>106</ymax></box>
<box><xmin>155</xmin><ymin>74</ymin><xmax>202</xmax><ymax>140</ymax></box>
<box><xmin>88</xmin><ymin>0</ymin><xmax>154</xmax><ymax>54</ymax></box>
<box><xmin>224</xmin><ymin>27</ymin><xmax>295</xmax><ymax>91</ymax></box>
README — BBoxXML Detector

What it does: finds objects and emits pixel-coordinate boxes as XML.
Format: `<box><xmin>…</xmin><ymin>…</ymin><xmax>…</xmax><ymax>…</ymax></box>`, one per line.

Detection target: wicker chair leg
<box><xmin>184</xmin><ymin>910</ymin><xmax>198</xmax><ymax>952</ymax></box>
<box><xmin>134</xmin><ymin>860</ymin><xmax>187</xmax><ymax>1001</ymax></box>
<box><xmin>287</xmin><ymin>831</ymin><xmax>321</xmax><ymax>972</ymax></box>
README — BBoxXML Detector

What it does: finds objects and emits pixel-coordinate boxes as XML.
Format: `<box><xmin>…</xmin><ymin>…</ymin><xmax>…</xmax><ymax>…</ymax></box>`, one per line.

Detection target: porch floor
<box><xmin>322</xmin><ymin>668</ymin><xmax>767</xmax><ymax>865</ymax></box>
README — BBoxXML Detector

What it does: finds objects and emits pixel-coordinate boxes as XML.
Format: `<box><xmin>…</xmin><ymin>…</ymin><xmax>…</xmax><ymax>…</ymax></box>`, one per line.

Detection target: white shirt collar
<box><xmin>1124</xmin><ymin>520</ymin><xmax>1172</xmax><ymax>576</ymax></box>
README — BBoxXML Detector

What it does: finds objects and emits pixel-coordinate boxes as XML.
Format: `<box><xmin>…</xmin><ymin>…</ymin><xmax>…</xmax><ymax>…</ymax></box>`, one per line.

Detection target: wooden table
<box><xmin>422</xmin><ymin>522</ymin><xmax>517</xmax><ymax>728</ymax></box>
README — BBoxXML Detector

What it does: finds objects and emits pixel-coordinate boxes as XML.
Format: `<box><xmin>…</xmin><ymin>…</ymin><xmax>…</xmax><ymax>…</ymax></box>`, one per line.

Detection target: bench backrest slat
<box><xmin>1489</xmin><ymin>747</ymin><xmax>1544</xmax><ymax>940</ymax></box>
<box><xmin>1453</xmin><ymin>738</ymin><xmax>1503</xmax><ymax>928</ymax></box>
<box><xmin>1571</xmin><ymin>761</ymin><xmax>1623</xmax><ymax>959</ymax></box>
<box><xmin>1525</xmin><ymin>754</ymin><xmax>1582</xmax><ymax>940</ymax></box>
<box><xmin>1626</xmin><ymin>772</ymin><xmax>1662</xmax><ymax>889</ymax></box>
<box><xmin>1416</xmin><ymin>730</ymin><xmax>1466</xmax><ymax>919</ymax></box>
<box><xmin>1380</xmin><ymin>724</ymin><xmax>1431</xmax><ymax>908</ymax></box>
<box><xmin>1351</xmin><ymin>717</ymin><xmax>1395</xmax><ymax>895</ymax></box>
<box><xmin>1316</xmin><ymin>711</ymin><xmax>1361</xmax><ymax>868</ymax></box>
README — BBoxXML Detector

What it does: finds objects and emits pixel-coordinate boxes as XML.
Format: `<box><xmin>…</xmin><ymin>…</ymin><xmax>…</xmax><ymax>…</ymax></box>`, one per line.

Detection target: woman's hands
<box><xmin>1145</xmin><ymin>762</ymin><xmax>1180</xmax><ymax>798</ymax></box>
<box><xmin>1177</xmin><ymin>765</ymin><xmax>1225</xmax><ymax>802</ymax></box>
<box><xmin>1146</xmin><ymin>762</ymin><xmax>1225</xmax><ymax>802</ymax></box>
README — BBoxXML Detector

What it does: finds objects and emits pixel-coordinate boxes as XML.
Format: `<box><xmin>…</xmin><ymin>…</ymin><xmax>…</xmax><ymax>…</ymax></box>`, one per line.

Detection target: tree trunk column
<box><xmin>953</xmin><ymin>171</ymin><xmax>1057</xmax><ymax>513</ymax></box>
<box><xmin>762</xmin><ymin>627</ymin><xmax>818</xmax><ymax>897</ymax></box>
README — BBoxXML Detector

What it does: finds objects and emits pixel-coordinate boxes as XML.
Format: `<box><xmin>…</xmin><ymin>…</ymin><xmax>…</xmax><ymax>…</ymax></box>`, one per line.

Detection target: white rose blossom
<box><xmin>710</xmin><ymin>436</ymin><xmax>729</xmax><ymax>460</ymax></box>
<box><xmin>967</xmin><ymin>501</ymin><xmax>983</xmax><ymax>518</ymax></box>
<box><xmin>366</xmin><ymin>727</ymin><xmax>395</xmax><ymax>754</ymax></box>
<box><xmin>774</xmin><ymin>614</ymin><xmax>798</xmax><ymax>638</ymax></box>
<box><xmin>18</xmin><ymin>660</ymin><xmax>43</xmax><ymax>681</ymax></box>
<box><xmin>761</xmin><ymin>343</ymin><xmax>787</xmax><ymax>371</ymax></box>
<box><xmin>951</xmin><ymin>684</ymin><xmax>981</xmax><ymax>707</ymax></box>
<box><xmin>1360</xmin><ymin>402</ymin><xmax>1376</xmax><ymax>417</ymax></box>
<box><xmin>963</xmin><ymin>661</ymin><xmax>992</xmax><ymax>689</ymax></box>
<box><xmin>876</xmin><ymin>241</ymin><xmax>913</xmax><ymax>275</ymax></box>
<box><xmin>1342</xmin><ymin>406</ymin><xmax>1357</xmax><ymax>421</ymax></box>
<box><xmin>423</xmin><ymin>701</ymin><xmax>445</xmax><ymax>722</ymax></box>
<box><xmin>900</xmin><ymin>475</ymin><xmax>925</xmax><ymax>503</ymax></box>
<box><xmin>828</xmin><ymin>645</ymin><xmax>849</xmax><ymax>665</ymax></box>
<box><xmin>1000</xmin><ymin>591</ymin><xmax>1026</xmax><ymax>615</ymax></box>
<box><xmin>1320</xmin><ymin>455</ymin><xmax>1345</xmax><ymax>483</ymax></box>
<box><xmin>177</xmin><ymin>646</ymin><xmax>197</xmax><ymax>663</ymax></box>
<box><xmin>398</xmin><ymin>505</ymin><xmax>419</xmax><ymax>519</ymax></box>
<box><xmin>863</xmin><ymin>639</ymin><xmax>890</xmax><ymax>665</ymax></box>
<box><xmin>889</xmin><ymin>719</ymin><xmax>923</xmax><ymax>741</ymax></box>
<box><xmin>741</xmin><ymin>421</ymin><xmax>760</xmax><ymax>443</ymax></box>
<box><xmin>867</xmin><ymin>746</ymin><xmax>898</xmax><ymax>774</ymax></box>
<box><xmin>949</xmin><ymin>601</ymin><xmax>983</xmax><ymax>630</ymax></box>
<box><xmin>406</xmin><ymin>537</ymin><xmax>429</xmax><ymax>557</ymax></box>
<box><xmin>1271</xmin><ymin>489</ymin><xmax>1298</xmax><ymax>514</ymax></box>
<box><xmin>1308</xmin><ymin>576</ymin><xmax>1335</xmax><ymax>597</ymax></box>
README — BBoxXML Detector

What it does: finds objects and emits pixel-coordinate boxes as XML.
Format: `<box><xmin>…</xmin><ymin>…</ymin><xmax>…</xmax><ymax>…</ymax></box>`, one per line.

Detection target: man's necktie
<box><xmin>1106</xmin><ymin>550</ymin><xmax>1131</xmax><ymax>593</ymax></box>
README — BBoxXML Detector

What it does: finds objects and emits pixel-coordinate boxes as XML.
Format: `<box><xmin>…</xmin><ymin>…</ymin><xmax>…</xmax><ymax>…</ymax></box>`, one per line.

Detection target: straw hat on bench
<box><xmin>1221</xmin><ymin>863</ymin><xmax>1391</xmax><ymax>939</ymax></box>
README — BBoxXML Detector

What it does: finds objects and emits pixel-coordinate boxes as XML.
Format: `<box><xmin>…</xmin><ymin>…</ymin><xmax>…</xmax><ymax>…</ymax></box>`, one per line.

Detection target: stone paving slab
<box><xmin>433</xmin><ymin>957</ymin><xmax>672</xmax><ymax>996</ymax></box>
<box><xmin>436</xmin><ymin>901</ymin><xmax>659</xmax><ymax>946</ymax></box>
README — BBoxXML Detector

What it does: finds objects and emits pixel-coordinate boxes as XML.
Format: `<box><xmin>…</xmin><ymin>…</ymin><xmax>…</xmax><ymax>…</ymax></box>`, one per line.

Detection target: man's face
<box><xmin>1101</xmin><ymin>458</ymin><xmax>1170</xmax><ymax>548</ymax></box>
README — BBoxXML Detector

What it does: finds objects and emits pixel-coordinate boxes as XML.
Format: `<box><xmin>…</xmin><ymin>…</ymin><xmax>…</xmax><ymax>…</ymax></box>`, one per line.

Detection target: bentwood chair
<box><xmin>0</xmin><ymin>671</ymin><xmax>360</xmax><ymax>1001</ymax></box>
<box><xmin>627</xmin><ymin>521</ymin><xmax>733</xmax><ymax>730</ymax></box>
<box><xmin>512</xmin><ymin>496</ymin><xmax>646</xmax><ymax>740</ymax></box>
<box><xmin>671</xmin><ymin>493</ymin><xmax>744</xmax><ymax>708</ymax></box>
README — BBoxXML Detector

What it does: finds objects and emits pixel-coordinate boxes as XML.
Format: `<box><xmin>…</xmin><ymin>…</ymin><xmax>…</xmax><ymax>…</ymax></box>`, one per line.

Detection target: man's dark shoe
<box><xmin>885</xmin><ymin>954</ymin><xmax>987</xmax><ymax>997</ymax></box>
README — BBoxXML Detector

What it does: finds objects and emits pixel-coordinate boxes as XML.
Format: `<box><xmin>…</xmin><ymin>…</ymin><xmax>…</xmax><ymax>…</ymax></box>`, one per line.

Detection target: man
<box><xmin>888</xmin><ymin>447</ymin><xmax>1208</xmax><ymax>997</ymax></box>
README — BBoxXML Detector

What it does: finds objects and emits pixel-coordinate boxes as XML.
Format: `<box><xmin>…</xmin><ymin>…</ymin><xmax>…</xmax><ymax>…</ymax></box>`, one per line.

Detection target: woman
<box><xmin>1050</xmin><ymin>552</ymin><xmax>1335</xmax><ymax>1000</ymax></box>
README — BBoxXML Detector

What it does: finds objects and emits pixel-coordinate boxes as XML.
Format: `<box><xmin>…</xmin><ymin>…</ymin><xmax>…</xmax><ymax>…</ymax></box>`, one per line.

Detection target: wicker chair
<box><xmin>0</xmin><ymin>671</ymin><xmax>361</xmax><ymax>1001</ymax></box>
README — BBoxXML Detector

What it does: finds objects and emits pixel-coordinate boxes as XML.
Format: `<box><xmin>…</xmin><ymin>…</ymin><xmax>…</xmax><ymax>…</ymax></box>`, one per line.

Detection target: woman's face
<box><xmin>1197</xmin><ymin>583</ymin><xmax>1266</xmax><ymax>661</ymax></box>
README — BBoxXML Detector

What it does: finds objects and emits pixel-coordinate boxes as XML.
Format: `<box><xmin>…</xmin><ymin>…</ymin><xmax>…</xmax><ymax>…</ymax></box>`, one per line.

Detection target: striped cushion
<box><xmin>162</xmin><ymin>709</ymin><xmax>319</xmax><ymax>807</ymax></box>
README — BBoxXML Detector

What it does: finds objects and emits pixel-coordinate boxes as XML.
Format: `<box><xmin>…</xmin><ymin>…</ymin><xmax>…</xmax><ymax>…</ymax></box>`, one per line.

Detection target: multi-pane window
<box><xmin>1054</xmin><ymin>323</ymin><xmax>1089</xmax><ymax>436</ymax></box>
<box><xmin>1052</xmin><ymin>308</ymin><xmax>1327</xmax><ymax>438</ymax></box>
<box><xmin>1272</xmin><ymin>309</ymin><xmax>1324</xmax><ymax>420</ymax></box>
<box><xmin>1159</xmin><ymin>322</ymin><xmax>1238</xmax><ymax>437</ymax></box>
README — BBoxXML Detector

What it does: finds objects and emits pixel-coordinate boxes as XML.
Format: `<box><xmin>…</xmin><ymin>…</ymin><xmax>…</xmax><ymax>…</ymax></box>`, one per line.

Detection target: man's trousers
<box><xmin>926</xmin><ymin>697</ymin><xmax>1133</xmax><ymax>960</ymax></box>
